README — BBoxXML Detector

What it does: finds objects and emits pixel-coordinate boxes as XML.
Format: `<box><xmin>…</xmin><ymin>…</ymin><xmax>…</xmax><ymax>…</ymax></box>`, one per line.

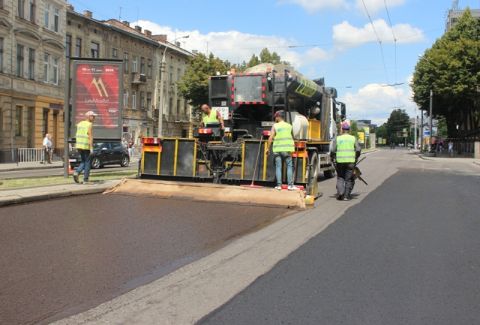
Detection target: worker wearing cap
<box><xmin>73</xmin><ymin>111</ymin><xmax>96</xmax><ymax>184</ymax></box>
<box><xmin>266</xmin><ymin>110</ymin><xmax>298</xmax><ymax>191</ymax></box>
<box><xmin>201</xmin><ymin>104</ymin><xmax>224</xmax><ymax>129</ymax></box>
<box><xmin>330</xmin><ymin>121</ymin><xmax>361</xmax><ymax>200</ymax></box>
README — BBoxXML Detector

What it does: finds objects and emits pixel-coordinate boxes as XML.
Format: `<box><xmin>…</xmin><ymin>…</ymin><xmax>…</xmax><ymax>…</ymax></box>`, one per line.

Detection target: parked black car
<box><xmin>70</xmin><ymin>141</ymin><xmax>130</xmax><ymax>169</ymax></box>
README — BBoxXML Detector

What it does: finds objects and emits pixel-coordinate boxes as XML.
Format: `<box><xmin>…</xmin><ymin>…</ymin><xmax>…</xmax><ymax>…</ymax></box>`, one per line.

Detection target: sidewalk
<box><xmin>0</xmin><ymin>180</ymin><xmax>120</xmax><ymax>207</ymax></box>
<box><xmin>0</xmin><ymin>161</ymin><xmax>64</xmax><ymax>172</ymax></box>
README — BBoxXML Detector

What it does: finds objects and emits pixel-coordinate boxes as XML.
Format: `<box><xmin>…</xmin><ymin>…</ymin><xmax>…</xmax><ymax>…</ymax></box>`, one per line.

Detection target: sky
<box><xmin>69</xmin><ymin>0</ymin><xmax>480</xmax><ymax>125</ymax></box>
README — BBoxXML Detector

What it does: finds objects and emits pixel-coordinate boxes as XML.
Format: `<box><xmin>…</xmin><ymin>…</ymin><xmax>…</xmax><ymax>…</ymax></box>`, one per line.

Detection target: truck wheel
<box><xmin>306</xmin><ymin>153</ymin><xmax>319</xmax><ymax>198</ymax></box>
<box><xmin>324</xmin><ymin>169</ymin><xmax>336</xmax><ymax>179</ymax></box>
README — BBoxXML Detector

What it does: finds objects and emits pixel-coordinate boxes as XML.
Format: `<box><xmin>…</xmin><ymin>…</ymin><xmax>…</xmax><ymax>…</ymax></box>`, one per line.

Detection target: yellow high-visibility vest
<box><xmin>202</xmin><ymin>108</ymin><xmax>219</xmax><ymax>125</ymax></box>
<box><xmin>76</xmin><ymin>120</ymin><xmax>92</xmax><ymax>150</ymax></box>
<box><xmin>273</xmin><ymin>121</ymin><xmax>295</xmax><ymax>153</ymax></box>
<box><xmin>336</xmin><ymin>134</ymin><xmax>356</xmax><ymax>163</ymax></box>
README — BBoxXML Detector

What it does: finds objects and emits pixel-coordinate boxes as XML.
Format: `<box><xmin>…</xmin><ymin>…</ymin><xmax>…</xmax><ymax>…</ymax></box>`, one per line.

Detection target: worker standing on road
<box><xmin>201</xmin><ymin>104</ymin><xmax>224</xmax><ymax>129</ymax></box>
<box><xmin>330</xmin><ymin>121</ymin><xmax>361</xmax><ymax>201</ymax></box>
<box><xmin>266</xmin><ymin>111</ymin><xmax>298</xmax><ymax>191</ymax></box>
<box><xmin>73</xmin><ymin>111</ymin><xmax>96</xmax><ymax>185</ymax></box>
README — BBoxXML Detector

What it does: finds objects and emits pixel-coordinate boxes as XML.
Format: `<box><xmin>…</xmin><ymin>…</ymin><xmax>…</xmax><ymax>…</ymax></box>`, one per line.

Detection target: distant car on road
<box><xmin>70</xmin><ymin>141</ymin><xmax>130</xmax><ymax>169</ymax></box>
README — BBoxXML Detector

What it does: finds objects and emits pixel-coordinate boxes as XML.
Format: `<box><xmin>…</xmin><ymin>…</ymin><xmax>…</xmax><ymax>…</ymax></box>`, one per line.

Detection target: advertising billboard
<box><xmin>358</xmin><ymin>132</ymin><xmax>365</xmax><ymax>144</ymax></box>
<box><xmin>70</xmin><ymin>60</ymin><xmax>123</xmax><ymax>139</ymax></box>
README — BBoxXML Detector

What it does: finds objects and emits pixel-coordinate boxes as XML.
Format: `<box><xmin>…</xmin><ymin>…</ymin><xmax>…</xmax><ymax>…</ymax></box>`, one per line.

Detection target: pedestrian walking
<box><xmin>42</xmin><ymin>133</ymin><xmax>53</xmax><ymax>164</ymax></box>
<box><xmin>266</xmin><ymin>110</ymin><xmax>298</xmax><ymax>191</ymax></box>
<box><xmin>330</xmin><ymin>121</ymin><xmax>361</xmax><ymax>201</ymax></box>
<box><xmin>448</xmin><ymin>141</ymin><xmax>454</xmax><ymax>157</ymax></box>
<box><xmin>73</xmin><ymin>111</ymin><xmax>96</xmax><ymax>184</ymax></box>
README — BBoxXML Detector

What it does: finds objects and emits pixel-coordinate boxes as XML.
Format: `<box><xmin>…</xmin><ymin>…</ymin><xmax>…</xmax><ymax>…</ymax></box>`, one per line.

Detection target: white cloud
<box><xmin>356</xmin><ymin>0</ymin><xmax>405</xmax><ymax>14</ymax></box>
<box><xmin>332</xmin><ymin>19</ymin><xmax>424</xmax><ymax>48</ymax></box>
<box><xmin>135</xmin><ymin>20</ymin><xmax>329</xmax><ymax>68</ymax></box>
<box><xmin>340</xmin><ymin>83</ymin><xmax>416</xmax><ymax>125</ymax></box>
<box><xmin>279</xmin><ymin>0</ymin><xmax>348</xmax><ymax>12</ymax></box>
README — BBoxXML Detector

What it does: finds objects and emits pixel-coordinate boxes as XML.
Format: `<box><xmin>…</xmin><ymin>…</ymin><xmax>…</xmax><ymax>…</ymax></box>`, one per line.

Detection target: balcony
<box><xmin>131</xmin><ymin>73</ymin><xmax>147</xmax><ymax>84</ymax></box>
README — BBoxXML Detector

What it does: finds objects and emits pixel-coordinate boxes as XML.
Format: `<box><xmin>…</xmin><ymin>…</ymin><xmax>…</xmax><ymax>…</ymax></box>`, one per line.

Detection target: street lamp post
<box><xmin>429</xmin><ymin>89</ymin><xmax>433</xmax><ymax>152</ymax></box>
<box><xmin>157</xmin><ymin>35</ymin><xmax>189</xmax><ymax>138</ymax></box>
<box><xmin>414</xmin><ymin>107</ymin><xmax>418</xmax><ymax>151</ymax></box>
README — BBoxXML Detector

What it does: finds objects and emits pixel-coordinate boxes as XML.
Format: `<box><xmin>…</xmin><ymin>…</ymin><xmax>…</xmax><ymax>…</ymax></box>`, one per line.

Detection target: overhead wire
<box><xmin>384</xmin><ymin>0</ymin><xmax>398</xmax><ymax>84</ymax></box>
<box><xmin>360</xmin><ymin>0</ymin><xmax>390</xmax><ymax>84</ymax></box>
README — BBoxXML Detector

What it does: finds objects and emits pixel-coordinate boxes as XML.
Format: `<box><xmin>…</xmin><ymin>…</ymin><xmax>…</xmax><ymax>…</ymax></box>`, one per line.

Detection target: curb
<box><xmin>0</xmin><ymin>165</ymin><xmax>63</xmax><ymax>172</ymax></box>
<box><xmin>0</xmin><ymin>186</ymin><xmax>109</xmax><ymax>207</ymax></box>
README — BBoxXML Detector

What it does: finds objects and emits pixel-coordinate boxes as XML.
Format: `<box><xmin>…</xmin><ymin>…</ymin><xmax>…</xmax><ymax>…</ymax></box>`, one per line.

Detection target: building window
<box><xmin>66</xmin><ymin>34</ymin><xmax>72</xmax><ymax>57</ymax></box>
<box><xmin>75</xmin><ymin>37</ymin><xmax>82</xmax><ymax>57</ymax></box>
<box><xmin>16</xmin><ymin>44</ymin><xmax>24</xmax><ymax>77</ymax></box>
<box><xmin>140</xmin><ymin>91</ymin><xmax>145</xmax><ymax>109</ymax></box>
<box><xmin>15</xmin><ymin>106</ymin><xmax>23</xmax><ymax>136</ymax></box>
<box><xmin>132</xmin><ymin>91</ymin><xmax>137</xmax><ymax>109</ymax></box>
<box><xmin>18</xmin><ymin>0</ymin><xmax>25</xmax><ymax>18</ymax></box>
<box><xmin>112</xmin><ymin>48</ymin><xmax>118</xmax><ymax>58</ymax></box>
<box><xmin>53</xmin><ymin>7</ymin><xmax>59</xmax><ymax>32</ymax></box>
<box><xmin>146</xmin><ymin>92</ymin><xmax>152</xmax><ymax>110</ymax></box>
<box><xmin>29</xmin><ymin>0</ymin><xmax>35</xmax><ymax>23</ymax></box>
<box><xmin>0</xmin><ymin>38</ymin><xmax>3</xmax><ymax>73</ymax></box>
<box><xmin>43</xmin><ymin>53</ymin><xmax>49</xmax><ymax>82</ymax></box>
<box><xmin>28</xmin><ymin>48</ymin><xmax>35</xmax><ymax>80</ymax></box>
<box><xmin>123</xmin><ymin>52</ymin><xmax>129</xmax><ymax>73</ymax></box>
<box><xmin>132</xmin><ymin>56</ymin><xmax>137</xmax><ymax>73</ymax></box>
<box><xmin>147</xmin><ymin>59</ymin><xmax>152</xmax><ymax>78</ymax></box>
<box><xmin>44</xmin><ymin>3</ymin><xmax>49</xmax><ymax>27</ymax></box>
<box><xmin>123</xmin><ymin>90</ymin><xmax>128</xmax><ymax>108</ymax></box>
<box><xmin>140</xmin><ymin>57</ymin><xmax>145</xmax><ymax>74</ymax></box>
<box><xmin>51</xmin><ymin>57</ymin><xmax>58</xmax><ymax>84</ymax></box>
<box><xmin>90</xmin><ymin>42</ymin><xmax>99</xmax><ymax>58</ymax></box>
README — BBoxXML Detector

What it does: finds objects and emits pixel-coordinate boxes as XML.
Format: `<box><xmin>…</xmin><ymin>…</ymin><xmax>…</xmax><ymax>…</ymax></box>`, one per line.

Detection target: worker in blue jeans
<box><xmin>266</xmin><ymin>111</ymin><xmax>298</xmax><ymax>191</ymax></box>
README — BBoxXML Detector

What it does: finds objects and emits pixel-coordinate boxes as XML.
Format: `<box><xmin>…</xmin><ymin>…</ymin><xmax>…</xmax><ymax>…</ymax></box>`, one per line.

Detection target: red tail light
<box><xmin>198</xmin><ymin>128</ymin><xmax>213</xmax><ymax>135</ymax></box>
<box><xmin>142</xmin><ymin>137</ymin><xmax>160</xmax><ymax>145</ymax></box>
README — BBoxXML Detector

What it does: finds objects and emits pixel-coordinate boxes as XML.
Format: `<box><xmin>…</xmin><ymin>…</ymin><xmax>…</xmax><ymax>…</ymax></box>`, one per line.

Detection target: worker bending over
<box><xmin>330</xmin><ymin>121</ymin><xmax>361</xmax><ymax>201</ymax></box>
<box><xmin>267</xmin><ymin>110</ymin><xmax>298</xmax><ymax>191</ymax></box>
<box><xmin>201</xmin><ymin>104</ymin><xmax>224</xmax><ymax>129</ymax></box>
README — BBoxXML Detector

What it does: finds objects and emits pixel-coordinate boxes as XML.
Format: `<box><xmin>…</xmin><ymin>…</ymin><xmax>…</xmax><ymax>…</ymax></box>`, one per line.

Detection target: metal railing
<box><xmin>17</xmin><ymin>148</ymin><xmax>46</xmax><ymax>163</ymax></box>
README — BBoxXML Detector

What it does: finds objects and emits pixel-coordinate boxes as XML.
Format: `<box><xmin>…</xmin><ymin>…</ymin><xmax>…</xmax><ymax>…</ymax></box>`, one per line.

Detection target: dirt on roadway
<box><xmin>0</xmin><ymin>194</ymin><xmax>287</xmax><ymax>324</ymax></box>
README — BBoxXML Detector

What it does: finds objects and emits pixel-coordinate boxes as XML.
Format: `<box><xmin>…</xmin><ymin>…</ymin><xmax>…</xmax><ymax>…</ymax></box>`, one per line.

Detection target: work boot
<box><xmin>82</xmin><ymin>180</ymin><xmax>95</xmax><ymax>185</ymax></box>
<box><xmin>336</xmin><ymin>193</ymin><xmax>344</xmax><ymax>201</ymax></box>
<box><xmin>73</xmin><ymin>171</ymin><xmax>80</xmax><ymax>184</ymax></box>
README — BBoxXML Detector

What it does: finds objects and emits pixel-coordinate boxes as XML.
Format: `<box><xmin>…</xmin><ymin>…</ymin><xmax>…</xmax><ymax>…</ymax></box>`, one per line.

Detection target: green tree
<box><xmin>376</xmin><ymin>124</ymin><xmax>388</xmax><ymax>145</ymax></box>
<box><xmin>247</xmin><ymin>48</ymin><xmax>287</xmax><ymax>67</ymax></box>
<box><xmin>412</xmin><ymin>9</ymin><xmax>480</xmax><ymax>137</ymax></box>
<box><xmin>178</xmin><ymin>53</ymin><xmax>230</xmax><ymax>108</ymax></box>
<box><xmin>386</xmin><ymin>109</ymin><xmax>411</xmax><ymax>144</ymax></box>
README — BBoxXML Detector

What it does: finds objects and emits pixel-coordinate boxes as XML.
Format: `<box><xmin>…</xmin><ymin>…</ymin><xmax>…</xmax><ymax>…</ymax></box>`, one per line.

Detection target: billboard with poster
<box><xmin>70</xmin><ymin>60</ymin><xmax>123</xmax><ymax>139</ymax></box>
<box><xmin>358</xmin><ymin>131</ymin><xmax>365</xmax><ymax>144</ymax></box>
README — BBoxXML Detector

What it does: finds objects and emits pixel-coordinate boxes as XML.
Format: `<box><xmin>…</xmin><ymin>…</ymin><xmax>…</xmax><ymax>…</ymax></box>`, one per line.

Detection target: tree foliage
<box><xmin>178</xmin><ymin>53</ymin><xmax>230</xmax><ymax>108</ymax></box>
<box><xmin>247</xmin><ymin>48</ymin><xmax>288</xmax><ymax>68</ymax></box>
<box><xmin>386</xmin><ymin>109</ymin><xmax>411</xmax><ymax>144</ymax></box>
<box><xmin>412</xmin><ymin>9</ymin><xmax>480</xmax><ymax>137</ymax></box>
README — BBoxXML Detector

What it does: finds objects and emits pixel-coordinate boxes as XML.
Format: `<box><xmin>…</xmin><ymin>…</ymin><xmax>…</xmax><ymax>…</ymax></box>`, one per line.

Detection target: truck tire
<box><xmin>306</xmin><ymin>153</ymin><xmax>319</xmax><ymax>198</ymax></box>
<box><xmin>324</xmin><ymin>169</ymin><xmax>336</xmax><ymax>179</ymax></box>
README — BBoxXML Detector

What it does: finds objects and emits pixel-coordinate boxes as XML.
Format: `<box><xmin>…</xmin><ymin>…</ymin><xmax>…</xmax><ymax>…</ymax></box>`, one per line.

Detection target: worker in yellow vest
<box><xmin>330</xmin><ymin>120</ymin><xmax>361</xmax><ymax>200</ymax></box>
<box><xmin>73</xmin><ymin>111</ymin><xmax>97</xmax><ymax>184</ymax></box>
<box><xmin>266</xmin><ymin>111</ymin><xmax>299</xmax><ymax>191</ymax></box>
<box><xmin>201</xmin><ymin>104</ymin><xmax>224</xmax><ymax>129</ymax></box>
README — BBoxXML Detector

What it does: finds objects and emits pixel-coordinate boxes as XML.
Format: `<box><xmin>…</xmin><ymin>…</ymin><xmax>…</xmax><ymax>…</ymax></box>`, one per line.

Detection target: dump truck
<box><xmin>108</xmin><ymin>64</ymin><xmax>346</xmax><ymax>208</ymax></box>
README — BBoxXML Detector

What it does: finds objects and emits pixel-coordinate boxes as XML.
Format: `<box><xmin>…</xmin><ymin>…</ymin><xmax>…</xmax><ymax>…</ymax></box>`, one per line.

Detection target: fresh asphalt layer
<box><xmin>0</xmin><ymin>194</ymin><xmax>286</xmax><ymax>325</ymax></box>
<box><xmin>201</xmin><ymin>167</ymin><xmax>480</xmax><ymax>325</ymax></box>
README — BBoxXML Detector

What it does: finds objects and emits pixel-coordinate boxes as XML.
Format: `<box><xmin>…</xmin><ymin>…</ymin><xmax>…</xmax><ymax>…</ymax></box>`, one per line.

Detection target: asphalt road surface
<box><xmin>0</xmin><ymin>195</ymin><xmax>287</xmax><ymax>324</ymax></box>
<box><xmin>202</xmin><ymin>163</ymin><xmax>480</xmax><ymax>324</ymax></box>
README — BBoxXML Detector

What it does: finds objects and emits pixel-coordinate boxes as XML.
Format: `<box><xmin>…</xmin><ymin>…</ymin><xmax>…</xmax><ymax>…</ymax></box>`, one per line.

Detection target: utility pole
<box><xmin>63</xmin><ymin>58</ymin><xmax>70</xmax><ymax>178</ymax></box>
<box><xmin>429</xmin><ymin>89</ymin><xmax>433</xmax><ymax>152</ymax></box>
<box><xmin>414</xmin><ymin>107</ymin><xmax>418</xmax><ymax>150</ymax></box>
<box><xmin>420</xmin><ymin>111</ymin><xmax>424</xmax><ymax>151</ymax></box>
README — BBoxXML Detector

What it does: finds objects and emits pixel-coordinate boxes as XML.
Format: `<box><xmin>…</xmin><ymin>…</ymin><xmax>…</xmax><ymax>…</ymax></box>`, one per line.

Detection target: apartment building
<box><xmin>0</xmin><ymin>0</ymin><xmax>66</xmax><ymax>162</ymax></box>
<box><xmin>66</xmin><ymin>8</ymin><xmax>193</xmax><ymax>144</ymax></box>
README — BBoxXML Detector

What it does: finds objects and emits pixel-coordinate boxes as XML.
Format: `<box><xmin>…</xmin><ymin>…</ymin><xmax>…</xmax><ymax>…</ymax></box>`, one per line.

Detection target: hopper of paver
<box><xmin>104</xmin><ymin>179</ymin><xmax>306</xmax><ymax>209</ymax></box>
